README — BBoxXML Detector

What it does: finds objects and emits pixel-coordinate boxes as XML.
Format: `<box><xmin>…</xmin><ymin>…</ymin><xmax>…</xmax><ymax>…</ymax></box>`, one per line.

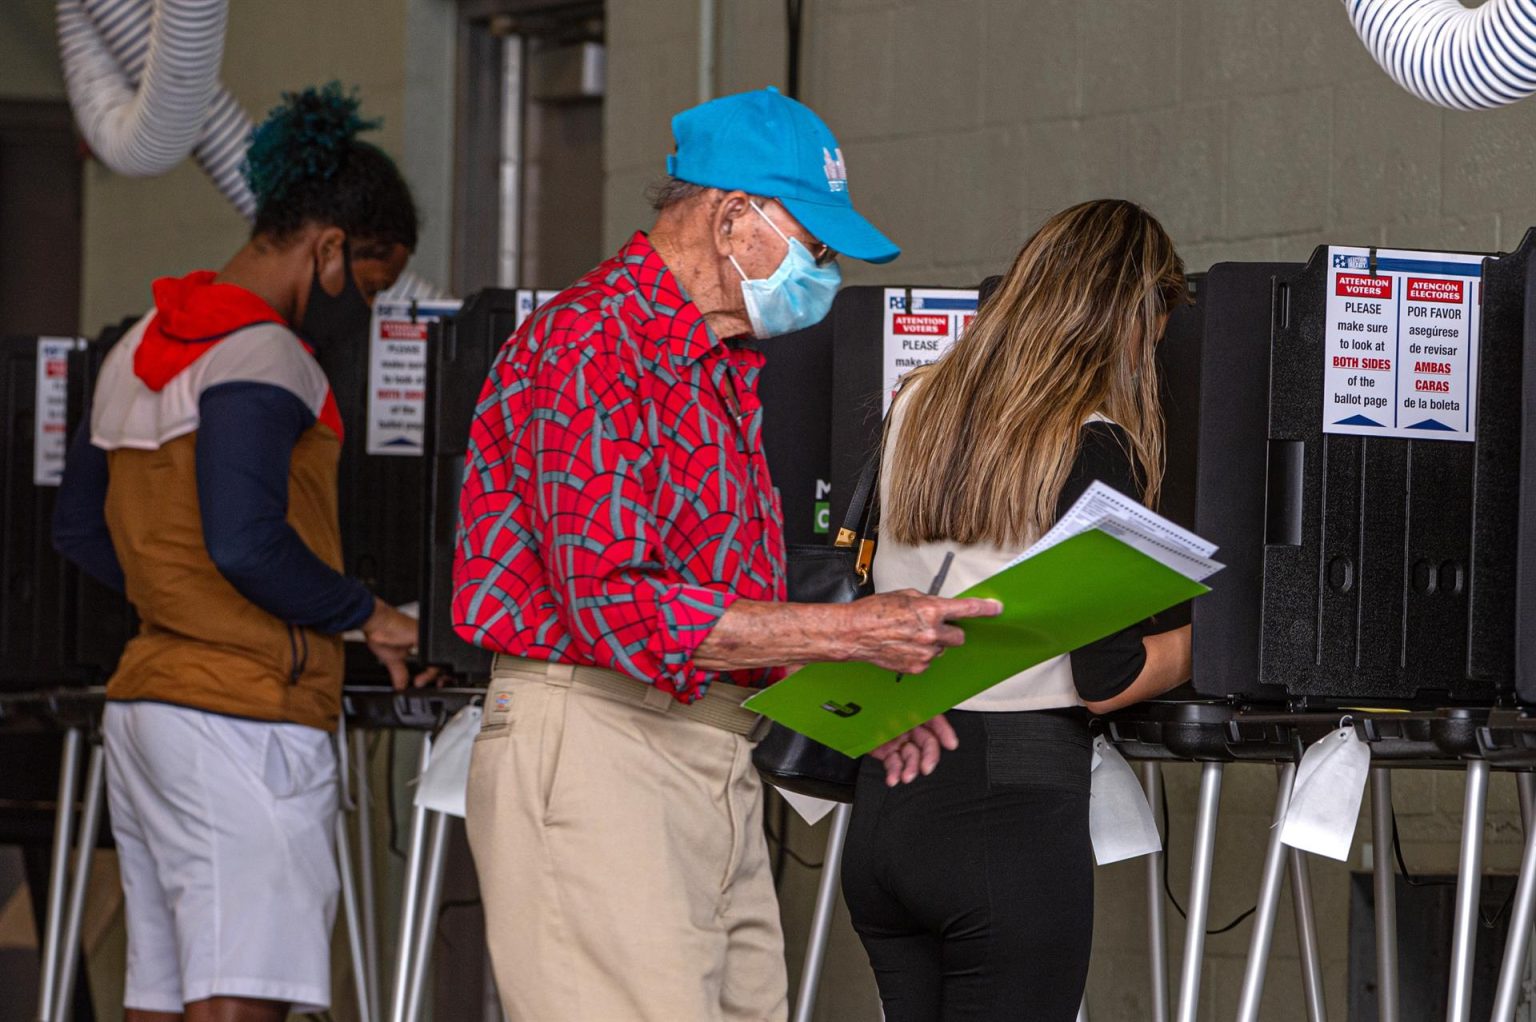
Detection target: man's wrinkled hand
<box><xmin>839</xmin><ymin>591</ymin><xmax>1003</xmax><ymax>674</ymax></box>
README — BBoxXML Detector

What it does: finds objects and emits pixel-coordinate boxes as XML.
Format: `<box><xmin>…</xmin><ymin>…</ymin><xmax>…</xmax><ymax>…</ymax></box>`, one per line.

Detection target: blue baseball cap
<box><xmin>666</xmin><ymin>87</ymin><xmax>900</xmax><ymax>265</ymax></box>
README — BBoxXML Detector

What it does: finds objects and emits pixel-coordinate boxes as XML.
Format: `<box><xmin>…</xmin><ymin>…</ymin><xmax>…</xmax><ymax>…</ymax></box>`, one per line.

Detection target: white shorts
<box><xmin>104</xmin><ymin>701</ymin><xmax>340</xmax><ymax>1013</ymax></box>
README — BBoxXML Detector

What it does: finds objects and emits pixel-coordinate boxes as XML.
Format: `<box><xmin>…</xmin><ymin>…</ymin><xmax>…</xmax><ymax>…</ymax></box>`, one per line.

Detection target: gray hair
<box><xmin>646</xmin><ymin>176</ymin><xmax>710</xmax><ymax>211</ymax></box>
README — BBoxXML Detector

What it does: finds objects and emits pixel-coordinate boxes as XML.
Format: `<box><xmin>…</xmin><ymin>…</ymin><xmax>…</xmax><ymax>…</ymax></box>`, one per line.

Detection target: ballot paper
<box><xmin>746</xmin><ymin>494</ymin><xmax>1220</xmax><ymax>757</ymax></box>
<box><xmin>1010</xmin><ymin>481</ymin><xmax>1223</xmax><ymax>582</ymax></box>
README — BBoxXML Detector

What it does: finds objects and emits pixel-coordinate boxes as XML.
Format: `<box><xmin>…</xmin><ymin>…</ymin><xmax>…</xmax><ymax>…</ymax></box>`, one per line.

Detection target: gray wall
<box><xmin>605</xmin><ymin>1</ymin><xmax>1536</xmax><ymax>1019</ymax></box>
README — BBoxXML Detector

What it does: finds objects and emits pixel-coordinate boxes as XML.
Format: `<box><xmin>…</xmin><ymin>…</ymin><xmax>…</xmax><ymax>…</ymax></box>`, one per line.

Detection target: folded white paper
<box><xmin>413</xmin><ymin>704</ymin><xmax>481</xmax><ymax>818</ymax></box>
<box><xmin>1088</xmin><ymin>737</ymin><xmax>1163</xmax><ymax>865</ymax></box>
<box><xmin>1279</xmin><ymin>726</ymin><xmax>1370</xmax><ymax>861</ymax></box>
<box><xmin>774</xmin><ymin>786</ymin><xmax>839</xmax><ymax>826</ymax></box>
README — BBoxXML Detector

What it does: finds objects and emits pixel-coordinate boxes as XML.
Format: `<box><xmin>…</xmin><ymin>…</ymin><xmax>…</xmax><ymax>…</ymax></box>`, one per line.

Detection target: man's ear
<box><xmin>311</xmin><ymin>226</ymin><xmax>349</xmax><ymax>297</ymax></box>
<box><xmin>712</xmin><ymin>191</ymin><xmax>753</xmax><ymax>257</ymax></box>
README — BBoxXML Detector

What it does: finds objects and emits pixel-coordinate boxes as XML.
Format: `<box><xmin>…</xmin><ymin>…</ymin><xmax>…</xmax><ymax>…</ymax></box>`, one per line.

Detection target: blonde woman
<box><xmin>843</xmin><ymin>199</ymin><xmax>1194</xmax><ymax>1021</ymax></box>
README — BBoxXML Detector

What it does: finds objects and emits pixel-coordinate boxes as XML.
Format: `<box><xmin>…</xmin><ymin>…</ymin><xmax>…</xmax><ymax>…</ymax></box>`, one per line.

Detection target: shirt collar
<box><xmin>620</xmin><ymin>231</ymin><xmax>733</xmax><ymax>365</ymax></box>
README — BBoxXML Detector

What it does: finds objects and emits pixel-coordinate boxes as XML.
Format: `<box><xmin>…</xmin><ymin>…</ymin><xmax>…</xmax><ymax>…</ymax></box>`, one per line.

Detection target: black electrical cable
<box><xmin>785</xmin><ymin>0</ymin><xmax>805</xmax><ymax>99</ymax></box>
<box><xmin>1160</xmin><ymin>779</ymin><xmax>1259</xmax><ymax>936</ymax></box>
<box><xmin>386</xmin><ymin>729</ymin><xmax>407</xmax><ymax>863</ymax></box>
<box><xmin>1388</xmin><ymin>804</ymin><xmax>1515</xmax><ymax>931</ymax></box>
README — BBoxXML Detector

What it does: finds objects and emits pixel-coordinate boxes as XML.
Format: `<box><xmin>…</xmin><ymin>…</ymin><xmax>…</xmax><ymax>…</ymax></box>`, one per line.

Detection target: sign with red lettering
<box><xmin>1323</xmin><ymin>246</ymin><xmax>1482</xmax><ymax>443</ymax></box>
<box><xmin>1335</xmin><ymin>273</ymin><xmax>1393</xmax><ymax>299</ymax></box>
<box><xmin>367</xmin><ymin>298</ymin><xmax>463</xmax><ymax>456</ymax></box>
<box><xmin>882</xmin><ymin>288</ymin><xmax>981</xmax><ymax>412</ymax></box>
<box><xmin>34</xmin><ymin>337</ymin><xmax>83</xmax><ymax>486</ymax></box>
<box><xmin>1406</xmin><ymin>278</ymin><xmax>1463</xmax><ymax>303</ymax></box>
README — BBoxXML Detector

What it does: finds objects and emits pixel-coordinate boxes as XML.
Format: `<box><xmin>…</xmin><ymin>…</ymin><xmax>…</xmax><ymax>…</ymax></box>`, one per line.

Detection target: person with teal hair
<box><xmin>53</xmin><ymin>83</ymin><xmax>430</xmax><ymax>1022</ymax></box>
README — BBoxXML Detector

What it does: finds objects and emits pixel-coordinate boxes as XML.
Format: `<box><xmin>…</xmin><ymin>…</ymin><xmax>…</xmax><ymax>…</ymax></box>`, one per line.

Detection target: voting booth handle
<box><xmin>1264</xmin><ymin>441</ymin><xmax>1304</xmax><ymax>547</ymax></box>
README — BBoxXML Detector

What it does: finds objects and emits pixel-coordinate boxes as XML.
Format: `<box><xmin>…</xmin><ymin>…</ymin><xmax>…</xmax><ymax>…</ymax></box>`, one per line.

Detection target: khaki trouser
<box><xmin>466</xmin><ymin>657</ymin><xmax>789</xmax><ymax>1022</ymax></box>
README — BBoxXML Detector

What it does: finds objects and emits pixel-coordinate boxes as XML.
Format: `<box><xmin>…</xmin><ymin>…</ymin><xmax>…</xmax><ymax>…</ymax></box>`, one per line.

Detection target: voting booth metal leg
<box><xmin>36</xmin><ymin>727</ymin><xmax>82</xmax><ymax>1022</ymax></box>
<box><xmin>1288</xmin><ymin>849</ymin><xmax>1326</xmax><ymax>1022</ymax></box>
<box><xmin>1174</xmin><ymin>761</ymin><xmax>1224</xmax><ymax>1022</ymax></box>
<box><xmin>337</xmin><ymin>808</ymin><xmax>374</xmax><ymax>1022</ymax></box>
<box><xmin>1371</xmin><ymin>768</ymin><xmax>1400</xmax><ymax>1022</ymax></box>
<box><xmin>51</xmin><ymin>739</ymin><xmax>106</xmax><ymax>1022</ymax></box>
<box><xmin>389</xmin><ymin>734</ymin><xmax>433</xmax><ymax>1022</ymax></box>
<box><xmin>1491</xmin><ymin>773</ymin><xmax>1536</xmax><ymax>1022</ymax></box>
<box><xmin>354</xmin><ymin>728</ymin><xmax>383</xmax><ymax>1020</ymax></box>
<box><xmin>1142</xmin><ymin>762</ymin><xmax>1170</xmax><ymax>1022</ymax></box>
<box><xmin>792</xmin><ymin>801</ymin><xmax>852</xmax><ymax>1022</ymax></box>
<box><xmin>1446</xmin><ymin>760</ymin><xmax>1489</xmax><ymax>1022</ymax></box>
<box><xmin>1234</xmin><ymin>762</ymin><xmax>1298</xmax><ymax>1022</ymax></box>
<box><xmin>404</xmin><ymin>811</ymin><xmax>451</xmax><ymax>1022</ymax></box>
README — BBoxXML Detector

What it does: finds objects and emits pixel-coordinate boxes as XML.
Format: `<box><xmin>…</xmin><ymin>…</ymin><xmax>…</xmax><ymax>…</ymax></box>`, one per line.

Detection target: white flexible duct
<box><xmin>1344</xmin><ymin>0</ymin><xmax>1536</xmax><ymax>110</ymax></box>
<box><xmin>59</xmin><ymin>0</ymin><xmax>256</xmax><ymax>215</ymax></box>
<box><xmin>57</xmin><ymin>0</ymin><xmax>229</xmax><ymax>179</ymax></box>
<box><xmin>56</xmin><ymin>0</ymin><xmax>445</xmax><ymax>299</ymax></box>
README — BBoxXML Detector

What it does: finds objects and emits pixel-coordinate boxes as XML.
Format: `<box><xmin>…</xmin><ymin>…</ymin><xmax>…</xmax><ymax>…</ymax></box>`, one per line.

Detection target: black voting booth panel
<box><xmin>1186</xmin><ymin>263</ymin><xmax>1305</xmax><ymax>703</ymax></box>
<box><xmin>1251</xmin><ymin>238</ymin><xmax>1528</xmax><ymax>706</ymax></box>
<box><xmin>1518</xmin><ymin>242</ymin><xmax>1536</xmax><ymax>704</ymax></box>
<box><xmin>66</xmin><ymin>320</ymin><xmax>139</xmax><ymax>680</ymax></box>
<box><xmin>749</xmin><ymin>314</ymin><xmax>835</xmax><ymax>548</ymax></box>
<box><xmin>1</xmin><ymin>335</ymin><xmax>92</xmax><ymax>691</ymax></box>
<box><xmin>420</xmin><ymin>289</ymin><xmax>525</xmax><ymax>681</ymax></box>
<box><xmin>313</xmin><ymin>321</ymin><xmax>428</xmax><ymax>685</ymax></box>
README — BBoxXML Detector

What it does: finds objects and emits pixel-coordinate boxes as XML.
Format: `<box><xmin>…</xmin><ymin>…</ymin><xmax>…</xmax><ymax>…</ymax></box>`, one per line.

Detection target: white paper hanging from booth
<box><xmin>365</xmin><ymin>299</ymin><xmax>462</xmax><ymax>456</ymax></box>
<box><xmin>881</xmin><ymin>288</ymin><xmax>979</xmax><ymax>412</ymax></box>
<box><xmin>1322</xmin><ymin>246</ymin><xmax>1483</xmax><ymax>443</ymax></box>
<box><xmin>34</xmin><ymin>337</ymin><xmax>83</xmax><ymax>486</ymax></box>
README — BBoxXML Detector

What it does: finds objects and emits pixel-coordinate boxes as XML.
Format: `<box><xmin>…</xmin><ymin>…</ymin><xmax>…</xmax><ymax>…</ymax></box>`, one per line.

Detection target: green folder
<box><xmin>744</xmin><ymin>529</ymin><xmax>1210</xmax><ymax>757</ymax></box>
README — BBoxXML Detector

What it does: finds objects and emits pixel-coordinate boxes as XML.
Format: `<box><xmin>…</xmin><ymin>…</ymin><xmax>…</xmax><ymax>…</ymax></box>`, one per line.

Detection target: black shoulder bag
<box><xmin>751</xmin><ymin>454</ymin><xmax>880</xmax><ymax>803</ymax></box>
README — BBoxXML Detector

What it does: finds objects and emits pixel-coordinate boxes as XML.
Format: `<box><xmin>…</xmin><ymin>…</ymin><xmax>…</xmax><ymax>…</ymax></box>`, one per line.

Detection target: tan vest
<box><xmin>93</xmin><ymin>315</ymin><xmax>349</xmax><ymax>731</ymax></box>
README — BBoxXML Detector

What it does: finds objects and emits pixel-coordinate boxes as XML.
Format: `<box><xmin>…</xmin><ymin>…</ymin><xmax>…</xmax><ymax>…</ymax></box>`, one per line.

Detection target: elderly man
<box><xmin>453</xmin><ymin>87</ymin><xmax>998</xmax><ymax>1022</ymax></box>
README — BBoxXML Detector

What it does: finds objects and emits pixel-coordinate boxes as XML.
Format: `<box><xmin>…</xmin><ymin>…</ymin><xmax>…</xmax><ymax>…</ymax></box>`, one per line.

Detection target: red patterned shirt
<box><xmin>453</xmin><ymin>232</ymin><xmax>787</xmax><ymax>702</ymax></box>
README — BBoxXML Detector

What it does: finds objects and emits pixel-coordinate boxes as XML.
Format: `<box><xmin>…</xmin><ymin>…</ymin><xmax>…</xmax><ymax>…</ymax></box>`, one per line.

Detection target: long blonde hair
<box><xmin>884</xmin><ymin>199</ymin><xmax>1188</xmax><ymax>548</ymax></box>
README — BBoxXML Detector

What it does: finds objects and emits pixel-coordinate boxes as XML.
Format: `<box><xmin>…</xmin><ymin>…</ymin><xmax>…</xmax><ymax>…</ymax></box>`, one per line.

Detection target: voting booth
<box><xmin>419</xmin><ymin>288</ymin><xmax>558</xmax><ymax>681</ymax></box>
<box><xmin>0</xmin><ymin>334</ymin><xmax>95</xmax><ymax>691</ymax></box>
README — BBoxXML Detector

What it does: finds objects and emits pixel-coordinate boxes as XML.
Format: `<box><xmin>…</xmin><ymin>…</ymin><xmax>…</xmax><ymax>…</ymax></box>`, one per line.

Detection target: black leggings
<box><xmin>841</xmin><ymin>709</ymin><xmax>1094</xmax><ymax>1022</ymax></box>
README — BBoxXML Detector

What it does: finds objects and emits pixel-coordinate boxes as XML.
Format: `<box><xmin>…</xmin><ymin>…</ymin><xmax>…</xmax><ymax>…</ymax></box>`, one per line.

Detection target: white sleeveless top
<box><xmin>872</xmin><ymin>386</ymin><xmax>1108</xmax><ymax>712</ymax></box>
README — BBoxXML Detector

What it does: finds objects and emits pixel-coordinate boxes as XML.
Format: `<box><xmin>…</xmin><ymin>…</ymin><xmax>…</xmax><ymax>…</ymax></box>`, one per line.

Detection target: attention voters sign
<box><xmin>881</xmin><ymin>287</ymin><xmax>980</xmax><ymax>413</ymax></box>
<box><xmin>1323</xmin><ymin>246</ymin><xmax>1483</xmax><ymax>443</ymax></box>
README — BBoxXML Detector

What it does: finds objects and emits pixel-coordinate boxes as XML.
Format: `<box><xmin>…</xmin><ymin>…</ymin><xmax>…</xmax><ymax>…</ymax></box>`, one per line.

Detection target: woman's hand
<box><xmin>870</xmin><ymin>714</ymin><xmax>959</xmax><ymax>786</ymax></box>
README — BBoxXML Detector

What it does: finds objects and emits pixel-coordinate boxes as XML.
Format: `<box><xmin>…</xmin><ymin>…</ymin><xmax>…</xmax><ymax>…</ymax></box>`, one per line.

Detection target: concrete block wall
<box><xmin>606</xmin><ymin>1</ymin><xmax>1536</xmax><ymax>1019</ymax></box>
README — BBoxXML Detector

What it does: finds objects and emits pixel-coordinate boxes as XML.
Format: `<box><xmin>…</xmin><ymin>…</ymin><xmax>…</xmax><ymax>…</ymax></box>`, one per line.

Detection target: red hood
<box><xmin>135</xmin><ymin>271</ymin><xmax>287</xmax><ymax>392</ymax></box>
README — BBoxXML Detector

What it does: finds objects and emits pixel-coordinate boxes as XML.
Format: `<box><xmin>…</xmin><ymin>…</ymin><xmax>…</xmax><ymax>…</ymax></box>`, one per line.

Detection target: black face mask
<box><xmin>298</xmin><ymin>244</ymin><xmax>371</xmax><ymax>354</ymax></box>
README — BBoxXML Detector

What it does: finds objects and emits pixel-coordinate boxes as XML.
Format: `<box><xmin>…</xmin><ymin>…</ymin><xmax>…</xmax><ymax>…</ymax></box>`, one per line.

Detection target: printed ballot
<box><xmin>745</xmin><ymin>483</ymin><xmax>1222</xmax><ymax>757</ymax></box>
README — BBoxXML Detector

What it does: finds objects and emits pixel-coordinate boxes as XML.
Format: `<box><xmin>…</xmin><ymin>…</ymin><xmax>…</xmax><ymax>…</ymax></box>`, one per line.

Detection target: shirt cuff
<box><xmin>332</xmin><ymin>582</ymin><xmax>378</xmax><ymax>635</ymax></box>
<box><xmin>655</xmin><ymin>583</ymin><xmax>740</xmax><ymax>699</ymax></box>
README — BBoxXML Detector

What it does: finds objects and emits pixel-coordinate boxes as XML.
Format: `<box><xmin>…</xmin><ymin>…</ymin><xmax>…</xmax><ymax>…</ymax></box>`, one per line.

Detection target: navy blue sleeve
<box><xmin>52</xmin><ymin>421</ymin><xmax>126</xmax><ymax>593</ymax></box>
<box><xmin>196</xmin><ymin>381</ymin><xmax>376</xmax><ymax>634</ymax></box>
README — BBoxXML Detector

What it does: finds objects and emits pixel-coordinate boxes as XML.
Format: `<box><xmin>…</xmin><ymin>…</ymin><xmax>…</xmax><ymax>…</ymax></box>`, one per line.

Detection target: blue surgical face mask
<box><xmin>730</xmin><ymin>201</ymin><xmax>841</xmax><ymax>338</ymax></box>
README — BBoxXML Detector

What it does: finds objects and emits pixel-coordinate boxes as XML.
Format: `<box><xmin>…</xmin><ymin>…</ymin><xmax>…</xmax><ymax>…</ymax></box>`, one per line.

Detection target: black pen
<box><xmin>896</xmin><ymin>551</ymin><xmax>955</xmax><ymax>683</ymax></box>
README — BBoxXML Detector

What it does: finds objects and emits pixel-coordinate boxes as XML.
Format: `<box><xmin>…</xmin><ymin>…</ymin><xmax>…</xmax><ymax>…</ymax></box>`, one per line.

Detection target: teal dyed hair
<box><xmin>241</xmin><ymin>82</ymin><xmax>417</xmax><ymax>251</ymax></box>
<box><xmin>243</xmin><ymin>82</ymin><xmax>380</xmax><ymax>205</ymax></box>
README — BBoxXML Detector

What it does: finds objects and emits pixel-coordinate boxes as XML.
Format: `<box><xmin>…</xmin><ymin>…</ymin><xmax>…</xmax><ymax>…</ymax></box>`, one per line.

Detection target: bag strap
<box><xmin>834</xmin><ymin>437</ymin><xmax>884</xmax><ymax>587</ymax></box>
